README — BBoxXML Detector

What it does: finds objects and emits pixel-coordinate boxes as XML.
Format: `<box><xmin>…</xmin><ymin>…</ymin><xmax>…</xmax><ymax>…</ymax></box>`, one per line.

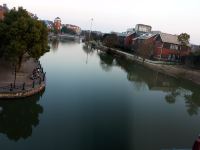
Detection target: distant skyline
<box><xmin>2</xmin><ymin>0</ymin><xmax>200</xmax><ymax>44</ymax></box>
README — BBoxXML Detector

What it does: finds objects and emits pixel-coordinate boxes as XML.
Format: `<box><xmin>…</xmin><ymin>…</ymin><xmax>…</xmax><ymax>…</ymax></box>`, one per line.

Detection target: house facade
<box><xmin>154</xmin><ymin>33</ymin><xmax>191</xmax><ymax>61</ymax></box>
<box><xmin>132</xmin><ymin>32</ymin><xmax>157</xmax><ymax>48</ymax></box>
<box><xmin>132</xmin><ymin>32</ymin><xmax>191</xmax><ymax>61</ymax></box>
<box><xmin>124</xmin><ymin>32</ymin><xmax>137</xmax><ymax>50</ymax></box>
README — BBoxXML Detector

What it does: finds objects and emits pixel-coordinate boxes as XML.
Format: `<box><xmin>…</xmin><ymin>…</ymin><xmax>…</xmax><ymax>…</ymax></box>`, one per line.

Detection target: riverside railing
<box><xmin>0</xmin><ymin>58</ymin><xmax>46</xmax><ymax>94</ymax></box>
<box><xmin>0</xmin><ymin>72</ymin><xmax>46</xmax><ymax>93</ymax></box>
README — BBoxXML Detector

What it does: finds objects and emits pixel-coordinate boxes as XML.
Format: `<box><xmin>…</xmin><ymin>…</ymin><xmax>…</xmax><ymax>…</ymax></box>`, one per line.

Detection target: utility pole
<box><xmin>88</xmin><ymin>18</ymin><xmax>93</xmax><ymax>42</ymax></box>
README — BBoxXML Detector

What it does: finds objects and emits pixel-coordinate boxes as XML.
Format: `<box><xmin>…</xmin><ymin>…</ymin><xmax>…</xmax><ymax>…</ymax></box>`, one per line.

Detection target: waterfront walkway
<box><xmin>0</xmin><ymin>57</ymin><xmax>46</xmax><ymax>98</ymax></box>
<box><xmin>0</xmin><ymin>58</ymin><xmax>36</xmax><ymax>86</ymax></box>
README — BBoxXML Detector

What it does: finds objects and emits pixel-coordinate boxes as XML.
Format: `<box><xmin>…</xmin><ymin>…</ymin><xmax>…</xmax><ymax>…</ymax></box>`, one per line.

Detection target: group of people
<box><xmin>30</xmin><ymin>65</ymin><xmax>42</xmax><ymax>80</ymax></box>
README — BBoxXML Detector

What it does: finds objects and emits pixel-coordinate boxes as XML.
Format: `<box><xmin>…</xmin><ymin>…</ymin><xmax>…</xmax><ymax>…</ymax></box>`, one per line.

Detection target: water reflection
<box><xmin>98</xmin><ymin>52</ymin><xmax>114</xmax><ymax>72</ymax></box>
<box><xmin>51</xmin><ymin>39</ymin><xmax>59</xmax><ymax>51</ymax></box>
<box><xmin>0</xmin><ymin>91</ymin><xmax>44</xmax><ymax>141</ymax></box>
<box><xmin>98</xmin><ymin>51</ymin><xmax>200</xmax><ymax>116</ymax></box>
<box><xmin>82</xmin><ymin>45</ymin><xmax>95</xmax><ymax>64</ymax></box>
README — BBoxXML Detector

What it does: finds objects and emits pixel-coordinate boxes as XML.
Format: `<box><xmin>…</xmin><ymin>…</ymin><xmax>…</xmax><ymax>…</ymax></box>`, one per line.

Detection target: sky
<box><xmin>1</xmin><ymin>0</ymin><xmax>200</xmax><ymax>44</ymax></box>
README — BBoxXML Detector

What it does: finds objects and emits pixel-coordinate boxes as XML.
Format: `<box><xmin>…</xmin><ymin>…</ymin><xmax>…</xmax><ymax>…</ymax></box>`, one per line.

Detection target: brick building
<box><xmin>54</xmin><ymin>17</ymin><xmax>62</xmax><ymax>33</ymax></box>
<box><xmin>0</xmin><ymin>4</ymin><xmax>8</xmax><ymax>20</ymax></box>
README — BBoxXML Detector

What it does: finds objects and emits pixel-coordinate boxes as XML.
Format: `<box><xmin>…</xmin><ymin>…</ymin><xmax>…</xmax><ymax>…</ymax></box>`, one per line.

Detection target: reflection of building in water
<box><xmin>51</xmin><ymin>39</ymin><xmax>59</xmax><ymax>51</ymax></box>
<box><xmin>0</xmin><ymin>91</ymin><xmax>44</xmax><ymax>141</ymax></box>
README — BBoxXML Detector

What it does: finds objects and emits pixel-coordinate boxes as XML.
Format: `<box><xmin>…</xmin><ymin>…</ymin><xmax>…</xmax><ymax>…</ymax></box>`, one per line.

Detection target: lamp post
<box><xmin>88</xmin><ymin>18</ymin><xmax>93</xmax><ymax>42</ymax></box>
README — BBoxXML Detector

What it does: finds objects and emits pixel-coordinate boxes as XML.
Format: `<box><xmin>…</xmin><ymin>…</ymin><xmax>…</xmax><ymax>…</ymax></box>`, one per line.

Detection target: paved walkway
<box><xmin>0</xmin><ymin>57</ymin><xmax>38</xmax><ymax>87</ymax></box>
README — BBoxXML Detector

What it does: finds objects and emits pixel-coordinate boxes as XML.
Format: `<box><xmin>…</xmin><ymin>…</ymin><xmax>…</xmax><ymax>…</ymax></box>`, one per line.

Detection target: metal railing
<box><xmin>0</xmin><ymin>73</ymin><xmax>46</xmax><ymax>93</ymax></box>
<box><xmin>0</xmin><ymin>60</ymin><xmax>46</xmax><ymax>93</ymax></box>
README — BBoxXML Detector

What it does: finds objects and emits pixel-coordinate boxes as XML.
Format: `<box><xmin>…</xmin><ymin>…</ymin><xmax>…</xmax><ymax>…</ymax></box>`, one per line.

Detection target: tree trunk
<box><xmin>17</xmin><ymin>55</ymin><xmax>23</xmax><ymax>71</ymax></box>
<box><xmin>14</xmin><ymin>65</ymin><xmax>17</xmax><ymax>88</ymax></box>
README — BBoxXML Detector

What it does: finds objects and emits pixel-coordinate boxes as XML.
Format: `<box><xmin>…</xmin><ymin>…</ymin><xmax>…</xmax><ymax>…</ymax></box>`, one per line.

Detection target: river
<box><xmin>0</xmin><ymin>41</ymin><xmax>200</xmax><ymax>150</ymax></box>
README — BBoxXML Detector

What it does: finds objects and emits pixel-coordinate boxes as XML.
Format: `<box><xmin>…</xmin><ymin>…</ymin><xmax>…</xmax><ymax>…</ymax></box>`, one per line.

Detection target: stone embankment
<box><xmin>0</xmin><ymin>82</ymin><xmax>45</xmax><ymax>99</ymax></box>
<box><xmin>95</xmin><ymin>44</ymin><xmax>200</xmax><ymax>85</ymax></box>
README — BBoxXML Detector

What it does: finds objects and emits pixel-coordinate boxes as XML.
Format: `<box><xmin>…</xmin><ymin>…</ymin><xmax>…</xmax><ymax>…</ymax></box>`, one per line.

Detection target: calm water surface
<box><xmin>1</xmin><ymin>41</ymin><xmax>200</xmax><ymax>150</ymax></box>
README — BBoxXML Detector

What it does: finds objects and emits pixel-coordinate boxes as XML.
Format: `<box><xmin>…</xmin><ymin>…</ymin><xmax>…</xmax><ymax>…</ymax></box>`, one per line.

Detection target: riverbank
<box><xmin>95</xmin><ymin>44</ymin><xmax>200</xmax><ymax>85</ymax></box>
<box><xmin>0</xmin><ymin>57</ymin><xmax>46</xmax><ymax>99</ymax></box>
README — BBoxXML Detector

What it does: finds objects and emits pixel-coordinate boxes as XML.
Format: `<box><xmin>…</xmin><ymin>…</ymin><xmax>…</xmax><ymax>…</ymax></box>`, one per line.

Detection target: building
<box><xmin>126</xmin><ymin>28</ymin><xmax>135</xmax><ymax>34</ymax></box>
<box><xmin>135</xmin><ymin>24</ymin><xmax>152</xmax><ymax>34</ymax></box>
<box><xmin>63</xmin><ymin>24</ymin><xmax>81</xmax><ymax>35</ymax></box>
<box><xmin>54</xmin><ymin>17</ymin><xmax>62</xmax><ymax>33</ymax></box>
<box><xmin>123</xmin><ymin>25</ymin><xmax>153</xmax><ymax>51</ymax></box>
<box><xmin>0</xmin><ymin>4</ymin><xmax>8</xmax><ymax>20</ymax></box>
<box><xmin>116</xmin><ymin>32</ymin><xmax>127</xmax><ymax>49</ymax></box>
<box><xmin>132</xmin><ymin>32</ymin><xmax>191</xmax><ymax>61</ymax></box>
<box><xmin>154</xmin><ymin>33</ymin><xmax>191</xmax><ymax>61</ymax></box>
<box><xmin>132</xmin><ymin>32</ymin><xmax>157</xmax><ymax>51</ymax></box>
<box><xmin>124</xmin><ymin>32</ymin><xmax>137</xmax><ymax>50</ymax></box>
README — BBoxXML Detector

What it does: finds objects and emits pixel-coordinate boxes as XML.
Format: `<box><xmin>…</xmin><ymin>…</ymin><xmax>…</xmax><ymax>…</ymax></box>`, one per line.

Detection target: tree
<box><xmin>178</xmin><ymin>33</ymin><xmax>190</xmax><ymax>46</ymax></box>
<box><xmin>103</xmin><ymin>34</ymin><xmax>118</xmax><ymax>48</ymax></box>
<box><xmin>137</xmin><ymin>41</ymin><xmax>155</xmax><ymax>61</ymax></box>
<box><xmin>0</xmin><ymin>7</ymin><xmax>49</xmax><ymax>70</ymax></box>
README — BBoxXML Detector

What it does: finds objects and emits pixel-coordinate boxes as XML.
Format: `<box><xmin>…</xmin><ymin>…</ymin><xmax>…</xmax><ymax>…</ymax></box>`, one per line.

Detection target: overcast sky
<box><xmin>1</xmin><ymin>0</ymin><xmax>200</xmax><ymax>44</ymax></box>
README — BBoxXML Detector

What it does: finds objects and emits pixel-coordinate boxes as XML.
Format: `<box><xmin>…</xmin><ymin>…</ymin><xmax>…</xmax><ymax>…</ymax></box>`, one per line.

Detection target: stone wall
<box><xmin>0</xmin><ymin>83</ymin><xmax>45</xmax><ymax>99</ymax></box>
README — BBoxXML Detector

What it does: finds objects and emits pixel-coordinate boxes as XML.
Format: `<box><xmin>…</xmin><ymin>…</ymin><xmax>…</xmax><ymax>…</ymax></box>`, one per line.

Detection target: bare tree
<box><xmin>137</xmin><ymin>41</ymin><xmax>155</xmax><ymax>61</ymax></box>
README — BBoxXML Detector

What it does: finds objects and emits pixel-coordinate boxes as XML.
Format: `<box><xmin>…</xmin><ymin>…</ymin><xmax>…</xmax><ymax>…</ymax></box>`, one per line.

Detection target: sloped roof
<box><xmin>126</xmin><ymin>31</ymin><xmax>136</xmax><ymax>37</ymax></box>
<box><xmin>160</xmin><ymin>33</ymin><xmax>180</xmax><ymax>45</ymax></box>
<box><xmin>138</xmin><ymin>32</ymin><xmax>157</xmax><ymax>40</ymax></box>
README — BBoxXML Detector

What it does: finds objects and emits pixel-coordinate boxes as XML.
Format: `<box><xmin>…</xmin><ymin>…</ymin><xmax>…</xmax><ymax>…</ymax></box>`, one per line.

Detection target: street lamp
<box><xmin>88</xmin><ymin>18</ymin><xmax>93</xmax><ymax>42</ymax></box>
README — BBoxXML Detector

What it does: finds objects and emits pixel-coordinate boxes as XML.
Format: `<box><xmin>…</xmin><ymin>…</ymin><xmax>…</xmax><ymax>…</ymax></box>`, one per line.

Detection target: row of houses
<box><xmin>103</xmin><ymin>24</ymin><xmax>193</xmax><ymax>62</ymax></box>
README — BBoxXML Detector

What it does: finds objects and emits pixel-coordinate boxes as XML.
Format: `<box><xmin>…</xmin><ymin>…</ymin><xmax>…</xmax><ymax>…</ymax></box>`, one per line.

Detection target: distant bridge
<box><xmin>49</xmin><ymin>34</ymin><xmax>80</xmax><ymax>41</ymax></box>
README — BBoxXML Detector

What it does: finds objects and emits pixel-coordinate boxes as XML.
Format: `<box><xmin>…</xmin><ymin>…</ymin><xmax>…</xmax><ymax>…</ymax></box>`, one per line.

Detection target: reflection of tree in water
<box><xmin>51</xmin><ymin>39</ymin><xmax>59</xmax><ymax>51</ymax></box>
<box><xmin>165</xmin><ymin>90</ymin><xmax>180</xmax><ymax>104</ymax></box>
<box><xmin>117</xmin><ymin>56</ymin><xmax>200</xmax><ymax>115</ymax></box>
<box><xmin>82</xmin><ymin>45</ymin><xmax>96</xmax><ymax>64</ymax></box>
<box><xmin>82</xmin><ymin>45</ymin><xmax>95</xmax><ymax>55</ymax></box>
<box><xmin>184</xmin><ymin>86</ymin><xmax>200</xmax><ymax>116</ymax></box>
<box><xmin>97</xmin><ymin>52</ymin><xmax>200</xmax><ymax>116</ymax></box>
<box><xmin>163</xmin><ymin>82</ymin><xmax>200</xmax><ymax>116</ymax></box>
<box><xmin>98</xmin><ymin>52</ymin><xmax>114</xmax><ymax>72</ymax></box>
<box><xmin>0</xmin><ymin>91</ymin><xmax>44</xmax><ymax>141</ymax></box>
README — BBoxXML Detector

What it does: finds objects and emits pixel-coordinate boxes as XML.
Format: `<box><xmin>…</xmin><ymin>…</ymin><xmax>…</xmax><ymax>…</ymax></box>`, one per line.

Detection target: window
<box><xmin>170</xmin><ymin>44</ymin><xmax>179</xmax><ymax>50</ymax></box>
